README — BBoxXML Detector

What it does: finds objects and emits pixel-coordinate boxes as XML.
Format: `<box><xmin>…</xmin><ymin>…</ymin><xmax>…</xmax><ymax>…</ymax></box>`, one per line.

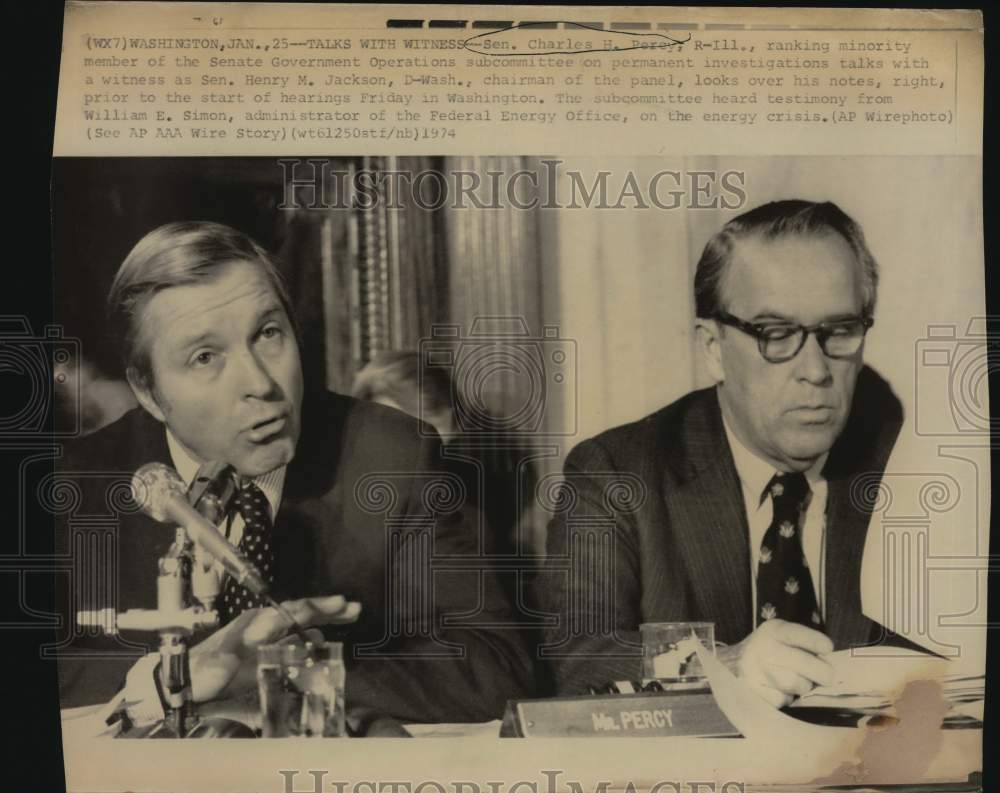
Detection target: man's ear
<box><xmin>125</xmin><ymin>366</ymin><xmax>166</xmax><ymax>423</ymax></box>
<box><xmin>694</xmin><ymin>318</ymin><xmax>725</xmax><ymax>384</ymax></box>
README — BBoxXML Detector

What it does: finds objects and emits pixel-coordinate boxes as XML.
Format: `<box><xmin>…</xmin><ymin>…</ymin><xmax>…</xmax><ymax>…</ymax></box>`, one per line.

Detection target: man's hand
<box><xmin>189</xmin><ymin>595</ymin><xmax>361</xmax><ymax>703</ymax></box>
<box><xmin>716</xmin><ymin>619</ymin><xmax>834</xmax><ymax>708</ymax></box>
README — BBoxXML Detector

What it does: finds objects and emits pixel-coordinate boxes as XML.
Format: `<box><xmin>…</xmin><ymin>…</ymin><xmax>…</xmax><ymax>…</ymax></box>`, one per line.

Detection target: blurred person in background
<box><xmin>352</xmin><ymin>351</ymin><xmax>541</xmax><ymax>564</ymax></box>
<box><xmin>54</xmin><ymin>354</ymin><xmax>136</xmax><ymax>436</ymax></box>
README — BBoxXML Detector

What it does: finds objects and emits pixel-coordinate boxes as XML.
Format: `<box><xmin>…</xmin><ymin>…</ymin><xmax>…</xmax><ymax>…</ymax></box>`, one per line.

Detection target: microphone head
<box><xmin>131</xmin><ymin>462</ymin><xmax>187</xmax><ymax>523</ymax></box>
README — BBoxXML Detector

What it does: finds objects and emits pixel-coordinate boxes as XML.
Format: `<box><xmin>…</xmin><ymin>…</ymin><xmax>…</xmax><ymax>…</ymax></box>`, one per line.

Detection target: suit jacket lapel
<box><xmin>822</xmin><ymin>478</ymin><xmax>871</xmax><ymax>649</ymax></box>
<box><xmin>661</xmin><ymin>389</ymin><xmax>753</xmax><ymax>643</ymax></box>
<box><xmin>820</xmin><ymin>365</ymin><xmax>904</xmax><ymax>649</ymax></box>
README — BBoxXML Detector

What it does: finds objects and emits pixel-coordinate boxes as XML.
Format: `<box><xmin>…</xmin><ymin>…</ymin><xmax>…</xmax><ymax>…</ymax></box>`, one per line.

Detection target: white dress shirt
<box><xmin>721</xmin><ymin>418</ymin><xmax>828</xmax><ymax>621</ymax></box>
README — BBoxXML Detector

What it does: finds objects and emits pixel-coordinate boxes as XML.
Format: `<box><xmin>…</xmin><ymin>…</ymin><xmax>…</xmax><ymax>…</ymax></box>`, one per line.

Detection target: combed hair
<box><xmin>107</xmin><ymin>221</ymin><xmax>294</xmax><ymax>384</ymax></box>
<box><xmin>693</xmin><ymin>199</ymin><xmax>879</xmax><ymax>319</ymax></box>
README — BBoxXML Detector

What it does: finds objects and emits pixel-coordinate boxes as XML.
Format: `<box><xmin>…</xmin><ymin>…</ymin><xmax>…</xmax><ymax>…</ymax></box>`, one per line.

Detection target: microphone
<box><xmin>131</xmin><ymin>462</ymin><xmax>270</xmax><ymax>597</ymax></box>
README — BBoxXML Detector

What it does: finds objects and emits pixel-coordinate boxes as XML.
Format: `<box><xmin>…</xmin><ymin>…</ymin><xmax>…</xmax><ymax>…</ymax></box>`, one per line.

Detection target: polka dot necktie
<box><xmin>218</xmin><ymin>482</ymin><xmax>275</xmax><ymax>625</ymax></box>
<box><xmin>755</xmin><ymin>472</ymin><xmax>824</xmax><ymax>630</ymax></box>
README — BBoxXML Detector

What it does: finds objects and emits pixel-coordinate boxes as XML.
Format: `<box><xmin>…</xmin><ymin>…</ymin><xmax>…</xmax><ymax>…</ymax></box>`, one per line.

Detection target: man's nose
<box><xmin>794</xmin><ymin>332</ymin><xmax>832</xmax><ymax>384</ymax></box>
<box><xmin>234</xmin><ymin>348</ymin><xmax>277</xmax><ymax>398</ymax></box>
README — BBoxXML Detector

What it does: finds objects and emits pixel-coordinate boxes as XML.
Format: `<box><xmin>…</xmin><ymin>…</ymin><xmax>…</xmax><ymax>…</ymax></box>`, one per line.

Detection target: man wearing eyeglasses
<box><xmin>539</xmin><ymin>200</ymin><xmax>908</xmax><ymax>707</ymax></box>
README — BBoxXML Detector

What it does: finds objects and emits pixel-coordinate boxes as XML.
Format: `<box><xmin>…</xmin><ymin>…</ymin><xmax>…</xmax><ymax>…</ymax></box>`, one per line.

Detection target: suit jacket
<box><xmin>54</xmin><ymin>390</ymin><xmax>535</xmax><ymax>722</ymax></box>
<box><xmin>537</xmin><ymin>366</ymin><xmax>904</xmax><ymax>694</ymax></box>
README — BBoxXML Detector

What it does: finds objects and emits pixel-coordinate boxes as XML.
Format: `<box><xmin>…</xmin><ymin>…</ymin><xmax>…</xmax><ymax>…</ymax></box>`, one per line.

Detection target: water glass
<box><xmin>257</xmin><ymin>642</ymin><xmax>346</xmax><ymax>737</ymax></box>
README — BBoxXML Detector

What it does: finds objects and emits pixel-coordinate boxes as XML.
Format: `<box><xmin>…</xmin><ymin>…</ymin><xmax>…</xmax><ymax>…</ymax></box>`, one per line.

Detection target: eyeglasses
<box><xmin>713</xmin><ymin>311</ymin><xmax>874</xmax><ymax>363</ymax></box>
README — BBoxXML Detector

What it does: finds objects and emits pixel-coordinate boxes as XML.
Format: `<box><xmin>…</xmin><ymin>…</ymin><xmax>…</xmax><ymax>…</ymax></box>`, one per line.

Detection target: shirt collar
<box><xmin>164</xmin><ymin>428</ymin><xmax>285</xmax><ymax>520</ymax></box>
<box><xmin>721</xmin><ymin>412</ymin><xmax>827</xmax><ymax>507</ymax></box>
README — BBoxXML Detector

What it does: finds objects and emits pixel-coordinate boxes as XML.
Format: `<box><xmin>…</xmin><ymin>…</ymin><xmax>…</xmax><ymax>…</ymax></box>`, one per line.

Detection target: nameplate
<box><xmin>500</xmin><ymin>689</ymin><xmax>740</xmax><ymax>738</ymax></box>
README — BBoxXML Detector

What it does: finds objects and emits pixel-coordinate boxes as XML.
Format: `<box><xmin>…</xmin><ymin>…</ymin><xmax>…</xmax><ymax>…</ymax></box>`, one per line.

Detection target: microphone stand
<box><xmin>77</xmin><ymin>526</ymin><xmax>220</xmax><ymax>737</ymax></box>
<box><xmin>156</xmin><ymin>526</ymin><xmax>212</xmax><ymax>737</ymax></box>
<box><xmin>78</xmin><ymin>462</ymin><xmax>237</xmax><ymax>738</ymax></box>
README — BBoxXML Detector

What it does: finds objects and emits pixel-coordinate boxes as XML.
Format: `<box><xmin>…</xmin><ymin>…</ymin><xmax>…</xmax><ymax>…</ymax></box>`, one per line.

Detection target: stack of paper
<box><xmin>789</xmin><ymin>648</ymin><xmax>985</xmax><ymax>726</ymax></box>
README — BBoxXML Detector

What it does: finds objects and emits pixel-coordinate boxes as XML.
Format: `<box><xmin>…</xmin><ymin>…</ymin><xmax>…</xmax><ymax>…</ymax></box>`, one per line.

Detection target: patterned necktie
<box><xmin>217</xmin><ymin>482</ymin><xmax>275</xmax><ymax>625</ymax></box>
<box><xmin>756</xmin><ymin>472</ymin><xmax>824</xmax><ymax>630</ymax></box>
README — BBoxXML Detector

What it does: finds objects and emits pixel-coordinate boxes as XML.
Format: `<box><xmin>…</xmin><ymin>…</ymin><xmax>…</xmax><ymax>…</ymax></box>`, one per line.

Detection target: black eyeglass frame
<box><xmin>712</xmin><ymin>311</ymin><xmax>874</xmax><ymax>363</ymax></box>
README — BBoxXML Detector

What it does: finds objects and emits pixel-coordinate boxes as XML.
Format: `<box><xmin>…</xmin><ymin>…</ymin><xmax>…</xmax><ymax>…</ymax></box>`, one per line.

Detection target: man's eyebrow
<box><xmin>174</xmin><ymin>330</ymin><xmax>218</xmax><ymax>353</ymax></box>
<box><xmin>254</xmin><ymin>305</ymin><xmax>285</xmax><ymax>323</ymax></box>
<box><xmin>750</xmin><ymin>311</ymin><xmax>862</xmax><ymax>324</ymax></box>
<box><xmin>749</xmin><ymin>310</ymin><xmax>796</xmax><ymax>323</ymax></box>
<box><xmin>821</xmin><ymin>312</ymin><xmax>865</xmax><ymax>323</ymax></box>
<box><xmin>169</xmin><ymin>304</ymin><xmax>286</xmax><ymax>353</ymax></box>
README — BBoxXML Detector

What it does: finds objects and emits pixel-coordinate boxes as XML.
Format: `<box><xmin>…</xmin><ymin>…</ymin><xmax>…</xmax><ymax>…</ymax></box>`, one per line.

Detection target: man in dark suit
<box><xmin>54</xmin><ymin>221</ymin><xmax>534</xmax><ymax>728</ymax></box>
<box><xmin>539</xmin><ymin>200</ymin><xmax>905</xmax><ymax>707</ymax></box>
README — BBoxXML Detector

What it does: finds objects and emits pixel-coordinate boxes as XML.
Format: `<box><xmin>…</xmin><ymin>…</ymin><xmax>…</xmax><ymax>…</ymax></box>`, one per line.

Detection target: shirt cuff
<box><xmin>121</xmin><ymin>653</ymin><xmax>167</xmax><ymax>727</ymax></box>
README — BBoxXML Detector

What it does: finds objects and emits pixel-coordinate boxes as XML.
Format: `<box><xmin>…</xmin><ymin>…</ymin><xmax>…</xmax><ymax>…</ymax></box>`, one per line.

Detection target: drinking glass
<box><xmin>257</xmin><ymin>642</ymin><xmax>346</xmax><ymax>737</ymax></box>
<box><xmin>639</xmin><ymin>622</ymin><xmax>715</xmax><ymax>689</ymax></box>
